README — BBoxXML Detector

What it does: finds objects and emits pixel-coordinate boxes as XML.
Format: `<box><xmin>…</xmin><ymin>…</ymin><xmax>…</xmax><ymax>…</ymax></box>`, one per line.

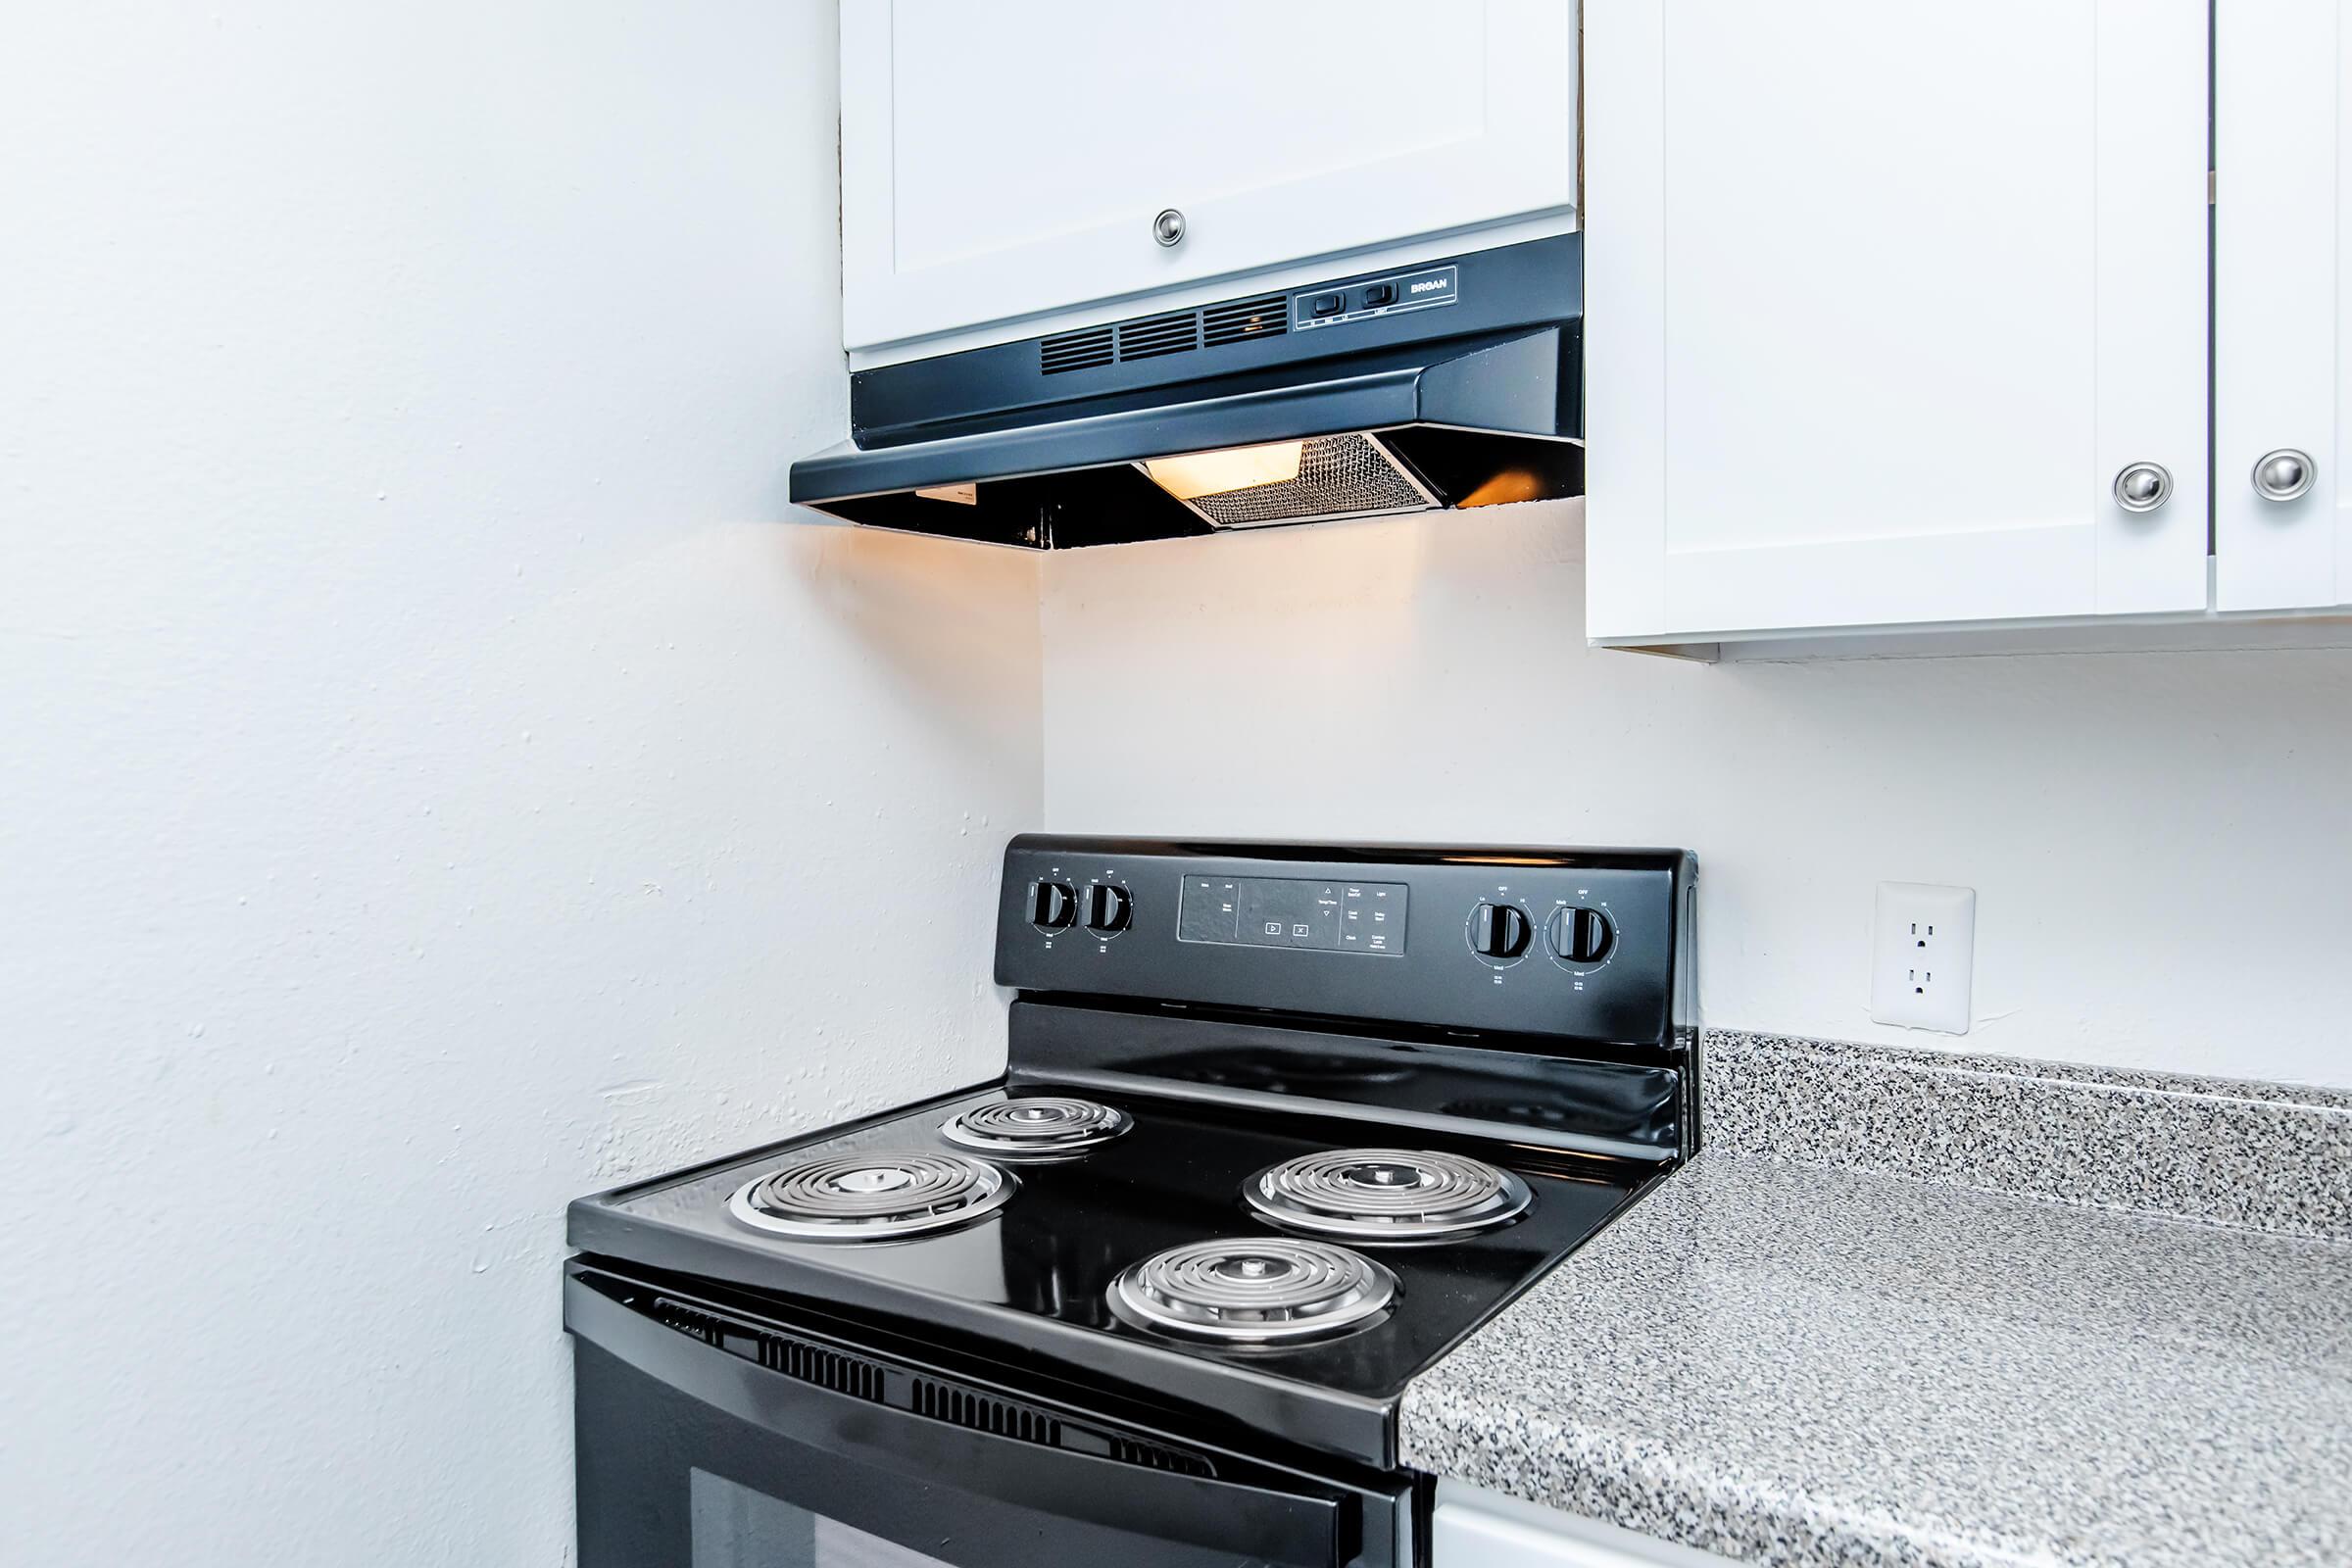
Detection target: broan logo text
<box><xmin>1409</xmin><ymin>277</ymin><xmax>1449</xmax><ymax>295</ymax></box>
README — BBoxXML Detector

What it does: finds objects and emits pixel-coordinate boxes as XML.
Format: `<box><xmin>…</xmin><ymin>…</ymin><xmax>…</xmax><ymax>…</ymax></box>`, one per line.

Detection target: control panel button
<box><xmin>1361</xmin><ymin>281</ymin><xmax>1396</xmax><ymax>308</ymax></box>
<box><xmin>1030</xmin><ymin>880</ymin><xmax>1078</xmax><ymax>932</ymax></box>
<box><xmin>1308</xmin><ymin>292</ymin><xmax>1345</xmax><ymax>318</ymax></box>
<box><xmin>1179</xmin><ymin>876</ymin><xmax>1406</xmax><ymax>955</ymax></box>
<box><xmin>1339</xmin><ymin>882</ymin><xmax>1406</xmax><ymax>955</ymax></box>
<box><xmin>1469</xmin><ymin>902</ymin><xmax>1531</xmax><ymax>960</ymax></box>
<box><xmin>1547</xmin><ymin>906</ymin><xmax>1614</xmax><ymax>965</ymax></box>
<box><xmin>1178</xmin><ymin>878</ymin><xmax>1242</xmax><ymax>943</ymax></box>
<box><xmin>1084</xmin><ymin>882</ymin><xmax>1133</xmax><ymax>935</ymax></box>
<box><xmin>1237</xmin><ymin>878</ymin><xmax>1344</xmax><ymax>951</ymax></box>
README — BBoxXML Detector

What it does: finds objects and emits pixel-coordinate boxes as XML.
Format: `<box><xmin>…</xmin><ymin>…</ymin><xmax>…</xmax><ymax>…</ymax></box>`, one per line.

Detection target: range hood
<box><xmin>789</xmin><ymin>234</ymin><xmax>1583</xmax><ymax>550</ymax></box>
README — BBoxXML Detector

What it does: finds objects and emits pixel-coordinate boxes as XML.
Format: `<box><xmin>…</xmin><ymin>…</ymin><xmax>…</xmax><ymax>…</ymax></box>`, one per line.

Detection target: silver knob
<box><xmin>1152</xmin><ymin>208</ymin><xmax>1186</xmax><ymax>247</ymax></box>
<box><xmin>2253</xmin><ymin>448</ymin><xmax>2315</xmax><ymax>502</ymax></box>
<box><xmin>2112</xmin><ymin>462</ymin><xmax>2173</xmax><ymax>514</ymax></box>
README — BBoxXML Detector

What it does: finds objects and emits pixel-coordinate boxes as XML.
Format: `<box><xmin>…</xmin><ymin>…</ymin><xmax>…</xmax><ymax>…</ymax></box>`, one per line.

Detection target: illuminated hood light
<box><xmin>1141</xmin><ymin>441</ymin><xmax>1305</xmax><ymax>501</ymax></box>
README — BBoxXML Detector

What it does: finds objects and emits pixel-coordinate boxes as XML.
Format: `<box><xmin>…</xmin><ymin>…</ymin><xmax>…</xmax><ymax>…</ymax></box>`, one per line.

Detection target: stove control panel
<box><xmin>1179</xmin><ymin>875</ymin><xmax>1408</xmax><ymax>956</ymax></box>
<box><xmin>996</xmin><ymin>836</ymin><xmax>1696</xmax><ymax>1048</ymax></box>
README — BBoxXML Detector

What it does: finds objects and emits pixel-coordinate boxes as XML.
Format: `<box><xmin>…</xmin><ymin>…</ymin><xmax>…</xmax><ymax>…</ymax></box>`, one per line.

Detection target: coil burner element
<box><xmin>1107</xmin><ymin>1237</ymin><xmax>1397</xmax><ymax>1344</ymax></box>
<box><xmin>1245</xmin><ymin>1148</ymin><xmax>1531</xmax><ymax>1242</ymax></box>
<box><xmin>939</xmin><ymin>1097</ymin><xmax>1133</xmax><ymax>1157</ymax></box>
<box><xmin>727</xmin><ymin>1151</ymin><xmax>1015</xmax><ymax>1241</ymax></box>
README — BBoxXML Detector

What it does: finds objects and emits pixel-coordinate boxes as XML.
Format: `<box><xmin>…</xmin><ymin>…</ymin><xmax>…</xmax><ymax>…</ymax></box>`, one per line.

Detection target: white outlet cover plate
<box><xmin>1871</xmin><ymin>882</ymin><xmax>1976</xmax><ymax>1034</ymax></box>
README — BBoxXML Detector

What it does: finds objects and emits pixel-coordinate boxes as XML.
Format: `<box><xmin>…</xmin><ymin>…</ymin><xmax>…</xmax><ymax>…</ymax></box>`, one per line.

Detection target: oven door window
<box><xmin>693</xmin><ymin>1470</ymin><xmax>951</xmax><ymax>1568</ymax></box>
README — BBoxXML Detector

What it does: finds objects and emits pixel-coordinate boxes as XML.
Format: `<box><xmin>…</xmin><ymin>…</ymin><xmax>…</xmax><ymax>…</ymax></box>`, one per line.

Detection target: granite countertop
<box><xmin>1400</xmin><ymin>1150</ymin><xmax>2352</xmax><ymax>1568</ymax></box>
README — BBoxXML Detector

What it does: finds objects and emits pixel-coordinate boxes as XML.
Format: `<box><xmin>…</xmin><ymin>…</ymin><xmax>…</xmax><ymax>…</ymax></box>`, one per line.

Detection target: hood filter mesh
<box><xmin>1179</xmin><ymin>433</ymin><xmax>1435</xmax><ymax>529</ymax></box>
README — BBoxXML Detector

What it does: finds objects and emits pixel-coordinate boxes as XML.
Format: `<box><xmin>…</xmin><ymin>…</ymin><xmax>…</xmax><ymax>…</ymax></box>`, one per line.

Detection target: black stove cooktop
<box><xmin>570</xmin><ymin>1076</ymin><xmax>1659</xmax><ymax>1463</ymax></box>
<box><xmin>567</xmin><ymin>836</ymin><xmax>1699</xmax><ymax>1477</ymax></box>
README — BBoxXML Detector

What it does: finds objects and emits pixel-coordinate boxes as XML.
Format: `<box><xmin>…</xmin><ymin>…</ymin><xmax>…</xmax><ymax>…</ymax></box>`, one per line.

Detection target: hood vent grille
<box><xmin>1115</xmin><ymin>310</ymin><xmax>1200</xmax><ymax>363</ymax></box>
<box><xmin>1039</xmin><ymin>325</ymin><xmax>1114</xmax><ymax>374</ymax></box>
<box><xmin>1202</xmin><ymin>294</ymin><xmax>1288</xmax><ymax>347</ymax></box>
<box><xmin>1040</xmin><ymin>294</ymin><xmax>1292</xmax><ymax>375</ymax></box>
<box><xmin>1174</xmin><ymin>430</ymin><xmax>1434</xmax><ymax>529</ymax></box>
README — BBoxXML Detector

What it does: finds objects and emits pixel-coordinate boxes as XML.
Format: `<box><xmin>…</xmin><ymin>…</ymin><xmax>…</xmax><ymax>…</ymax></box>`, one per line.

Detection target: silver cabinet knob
<box><xmin>1152</xmin><ymin>208</ymin><xmax>1186</xmax><ymax>247</ymax></box>
<box><xmin>2253</xmin><ymin>448</ymin><xmax>2315</xmax><ymax>502</ymax></box>
<box><xmin>2112</xmin><ymin>462</ymin><xmax>2173</xmax><ymax>514</ymax></box>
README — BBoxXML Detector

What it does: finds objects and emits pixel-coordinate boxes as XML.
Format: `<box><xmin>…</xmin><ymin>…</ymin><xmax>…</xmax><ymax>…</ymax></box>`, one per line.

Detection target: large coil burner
<box><xmin>727</xmin><ymin>1151</ymin><xmax>1015</xmax><ymax>1241</ymax></box>
<box><xmin>939</xmin><ymin>1096</ymin><xmax>1133</xmax><ymax>1157</ymax></box>
<box><xmin>1244</xmin><ymin>1149</ymin><xmax>1532</xmax><ymax>1242</ymax></box>
<box><xmin>1107</xmin><ymin>1237</ymin><xmax>1397</xmax><ymax>1345</ymax></box>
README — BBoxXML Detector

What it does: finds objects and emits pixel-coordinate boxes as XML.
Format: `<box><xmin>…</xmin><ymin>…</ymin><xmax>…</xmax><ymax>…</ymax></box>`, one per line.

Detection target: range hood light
<box><xmin>1140</xmin><ymin>441</ymin><xmax>1305</xmax><ymax>502</ymax></box>
<box><xmin>1457</xmin><ymin>467</ymin><xmax>1546</xmax><ymax>508</ymax></box>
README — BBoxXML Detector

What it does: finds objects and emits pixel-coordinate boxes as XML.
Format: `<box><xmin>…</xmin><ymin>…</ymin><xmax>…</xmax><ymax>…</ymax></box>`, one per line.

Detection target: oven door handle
<box><xmin>564</xmin><ymin>1274</ymin><xmax>1352</xmax><ymax>1567</ymax></box>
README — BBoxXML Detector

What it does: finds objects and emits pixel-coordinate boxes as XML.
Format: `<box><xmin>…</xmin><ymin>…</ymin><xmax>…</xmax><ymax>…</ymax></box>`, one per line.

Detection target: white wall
<box><xmin>0</xmin><ymin>6</ymin><xmax>1039</xmax><ymax>1565</ymax></box>
<box><xmin>1040</xmin><ymin>501</ymin><xmax>2352</xmax><ymax>1089</ymax></box>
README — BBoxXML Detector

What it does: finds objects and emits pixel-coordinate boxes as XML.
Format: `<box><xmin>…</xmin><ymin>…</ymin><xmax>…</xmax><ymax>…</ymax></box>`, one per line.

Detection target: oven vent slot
<box><xmin>652</xmin><ymin>1298</ymin><xmax>728</xmax><ymax>1347</ymax></box>
<box><xmin>1202</xmin><ymin>294</ymin><xmax>1288</xmax><ymax>347</ymax></box>
<box><xmin>909</xmin><ymin>1376</ymin><xmax>1216</xmax><ymax>1478</ymax></box>
<box><xmin>1116</xmin><ymin>311</ymin><xmax>1200</xmax><ymax>363</ymax></box>
<box><xmin>911</xmin><ymin>1377</ymin><xmax>1062</xmax><ymax>1446</ymax></box>
<box><xmin>1106</xmin><ymin>1435</ymin><xmax>1218</xmax><ymax>1477</ymax></box>
<box><xmin>1039</xmin><ymin>325</ymin><xmax>1114</xmax><ymax>374</ymax></box>
<box><xmin>643</xmin><ymin>1289</ymin><xmax>1217</xmax><ymax>1480</ymax></box>
<box><xmin>759</xmin><ymin>1333</ymin><xmax>885</xmax><ymax>1403</ymax></box>
<box><xmin>653</xmin><ymin>1297</ymin><xmax>885</xmax><ymax>1404</ymax></box>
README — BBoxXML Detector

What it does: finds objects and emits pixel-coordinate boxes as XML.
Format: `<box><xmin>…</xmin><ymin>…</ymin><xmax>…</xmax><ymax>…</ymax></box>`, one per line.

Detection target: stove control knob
<box><xmin>1030</xmin><ymin>880</ymin><xmax>1078</xmax><ymax>932</ymax></box>
<box><xmin>1547</xmin><ymin>906</ymin><xmax>1615</xmax><ymax>965</ymax></box>
<box><xmin>1468</xmin><ymin>902</ymin><xmax>1532</xmax><ymax>960</ymax></box>
<box><xmin>1084</xmin><ymin>882</ymin><xmax>1132</xmax><ymax>935</ymax></box>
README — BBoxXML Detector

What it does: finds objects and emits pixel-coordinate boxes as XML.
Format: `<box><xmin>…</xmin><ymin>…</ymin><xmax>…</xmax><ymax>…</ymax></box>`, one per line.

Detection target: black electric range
<box><xmin>565</xmin><ymin>835</ymin><xmax>1698</xmax><ymax>1568</ymax></box>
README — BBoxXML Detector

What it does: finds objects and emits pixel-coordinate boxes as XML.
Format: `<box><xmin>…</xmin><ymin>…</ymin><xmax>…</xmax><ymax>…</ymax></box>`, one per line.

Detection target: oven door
<box><xmin>565</xmin><ymin>1263</ymin><xmax>1408</xmax><ymax>1568</ymax></box>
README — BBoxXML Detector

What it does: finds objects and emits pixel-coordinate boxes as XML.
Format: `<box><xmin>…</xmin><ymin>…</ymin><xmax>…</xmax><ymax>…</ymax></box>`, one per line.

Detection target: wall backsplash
<box><xmin>1702</xmin><ymin>1031</ymin><xmax>2352</xmax><ymax>1238</ymax></box>
<box><xmin>1039</xmin><ymin>498</ymin><xmax>2352</xmax><ymax>1089</ymax></box>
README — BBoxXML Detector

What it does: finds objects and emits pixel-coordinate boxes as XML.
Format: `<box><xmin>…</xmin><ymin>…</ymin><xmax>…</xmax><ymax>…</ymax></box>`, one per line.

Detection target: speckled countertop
<box><xmin>1400</xmin><ymin>1151</ymin><xmax>2352</xmax><ymax>1567</ymax></box>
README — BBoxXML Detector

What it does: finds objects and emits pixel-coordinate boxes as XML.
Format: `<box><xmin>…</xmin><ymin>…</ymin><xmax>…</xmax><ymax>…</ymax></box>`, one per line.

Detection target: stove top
<box><xmin>566</xmin><ymin>835</ymin><xmax>1698</xmax><ymax>1469</ymax></box>
<box><xmin>573</xmin><ymin>1073</ymin><xmax>1662</xmax><ymax>1463</ymax></box>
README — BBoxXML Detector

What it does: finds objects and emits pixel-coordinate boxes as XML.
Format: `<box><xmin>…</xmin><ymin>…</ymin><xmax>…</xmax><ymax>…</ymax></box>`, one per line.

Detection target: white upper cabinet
<box><xmin>1585</xmin><ymin>1</ymin><xmax>2211</xmax><ymax>643</ymax></box>
<box><xmin>2215</xmin><ymin>0</ymin><xmax>2352</xmax><ymax>612</ymax></box>
<box><xmin>838</xmin><ymin>0</ymin><xmax>1578</xmax><ymax>357</ymax></box>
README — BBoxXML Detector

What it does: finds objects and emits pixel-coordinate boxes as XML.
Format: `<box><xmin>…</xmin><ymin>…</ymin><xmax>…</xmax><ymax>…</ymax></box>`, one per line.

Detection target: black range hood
<box><xmin>788</xmin><ymin>234</ymin><xmax>1584</xmax><ymax>550</ymax></box>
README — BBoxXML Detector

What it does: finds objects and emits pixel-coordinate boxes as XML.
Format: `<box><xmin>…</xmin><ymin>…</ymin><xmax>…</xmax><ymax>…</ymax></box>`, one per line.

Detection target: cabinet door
<box><xmin>2215</xmin><ymin>0</ymin><xmax>2352</xmax><ymax>611</ymax></box>
<box><xmin>838</xmin><ymin>0</ymin><xmax>1577</xmax><ymax>355</ymax></box>
<box><xmin>1585</xmin><ymin>1</ymin><xmax>2209</xmax><ymax>642</ymax></box>
<box><xmin>1433</xmin><ymin>1497</ymin><xmax>1735</xmax><ymax>1566</ymax></box>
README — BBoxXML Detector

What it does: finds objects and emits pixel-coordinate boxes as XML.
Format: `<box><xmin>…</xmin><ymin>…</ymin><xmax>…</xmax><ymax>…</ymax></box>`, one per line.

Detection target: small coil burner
<box><xmin>1108</xmin><ymin>1237</ymin><xmax>1397</xmax><ymax>1344</ymax></box>
<box><xmin>1244</xmin><ymin>1149</ymin><xmax>1532</xmax><ymax>1242</ymax></box>
<box><xmin>939</xmin><ymin>1096</ymin><xmax>1133</xmax><ymax>1157</ymax></box>
<box><xmin>727</xmin><ymin>1151</ymin><xmax>1015</xmax><ymax>1241</ymax></box>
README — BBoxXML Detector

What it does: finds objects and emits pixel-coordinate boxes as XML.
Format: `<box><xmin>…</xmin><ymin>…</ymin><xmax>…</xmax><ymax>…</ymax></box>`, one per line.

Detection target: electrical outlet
<box><xmin>1870</xmin><ymin>882</ymin><xmax>1976</xmax><ymax>1034</ymax></box>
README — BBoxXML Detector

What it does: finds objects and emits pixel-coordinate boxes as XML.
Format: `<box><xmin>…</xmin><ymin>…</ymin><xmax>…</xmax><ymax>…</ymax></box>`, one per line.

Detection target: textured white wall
<box><xmin>1040</xmin><ymin>501</ymin><xmax>2352</xmax><ymax>1088</ymax></box>
<box><xmin>0</xmin><ymin>5</ymin><xmax>1039</xmax><ymax>1564</ymax></box>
